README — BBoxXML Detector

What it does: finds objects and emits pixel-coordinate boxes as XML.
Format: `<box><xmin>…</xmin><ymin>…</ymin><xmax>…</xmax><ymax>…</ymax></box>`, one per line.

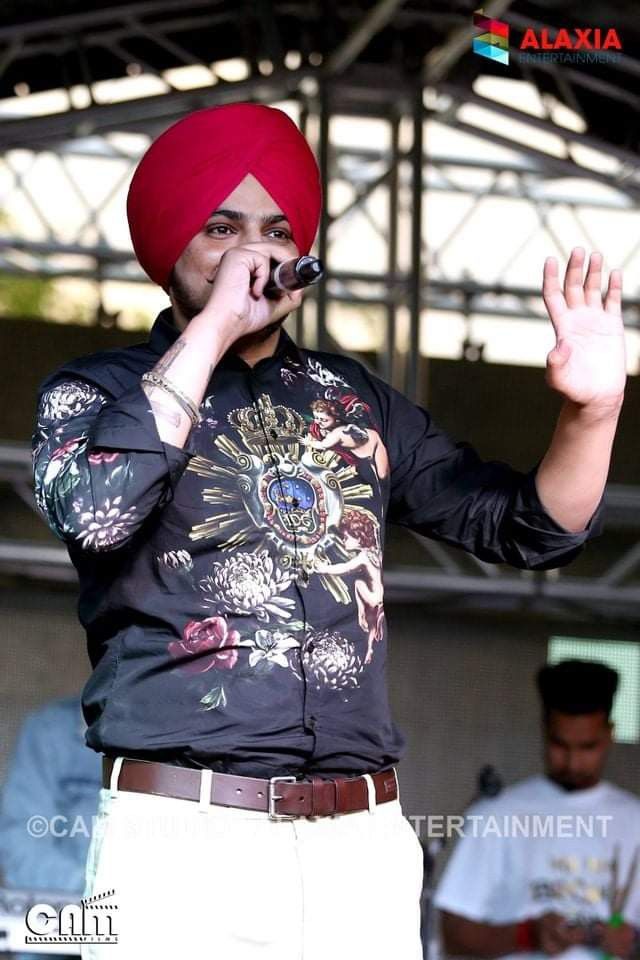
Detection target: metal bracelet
<box><xmin>141</xmin><ymin>371</ymin><xmax>201</xmax><ymax>427</ymax></box>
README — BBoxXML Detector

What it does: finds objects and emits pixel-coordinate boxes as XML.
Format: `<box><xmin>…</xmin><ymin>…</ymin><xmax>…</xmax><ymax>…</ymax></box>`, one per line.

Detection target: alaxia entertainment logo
<box><xmin>472</xmin><ymin>9</ymin><xmax>623</xmax><ymax>66</ymax></box>
<box><xmin>520</xmin><ymin>27</ymin><xmax>622</xmax><ymax>51</ymax></box>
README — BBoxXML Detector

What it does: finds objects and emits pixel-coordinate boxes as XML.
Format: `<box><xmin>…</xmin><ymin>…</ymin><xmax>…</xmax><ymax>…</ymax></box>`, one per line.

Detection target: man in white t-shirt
<box><xmin>435</xmin><ymin>660</ymin><xmax>640</xmax><ymax>960</ymax></box>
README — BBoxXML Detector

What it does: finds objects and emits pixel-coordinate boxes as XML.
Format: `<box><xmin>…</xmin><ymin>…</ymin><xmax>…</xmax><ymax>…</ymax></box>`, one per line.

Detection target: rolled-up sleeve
<box><xmin>90</xmin><ymin>383</ymin><xmax>190</xmax><ymax>488</ymax></box>
<box><xmin>33</xmin><ymin>377</ymin><xmax>193</xmax><ymax>552</ymax></box>
<box><xmin>382</xmin><ymin>383</ymin><xmax>602</xmax><ymax>570</ymax></box>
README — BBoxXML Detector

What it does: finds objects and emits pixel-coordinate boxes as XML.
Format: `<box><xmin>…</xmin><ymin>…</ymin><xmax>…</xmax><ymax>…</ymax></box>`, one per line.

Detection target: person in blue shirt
<box><xmin>0</xmin><ymin>697</ymin><xmax>102</xmax><ymax>959</ymax></box>
<box><xmin>0</xmin><ymin>696</ymin><xmax>102</xmax><ymax>893</ymax></box>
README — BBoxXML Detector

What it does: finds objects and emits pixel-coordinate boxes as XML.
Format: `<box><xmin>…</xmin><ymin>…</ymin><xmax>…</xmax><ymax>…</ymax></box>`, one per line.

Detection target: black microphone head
<box><xmin>477</xmin><ymin>764</ymin><xmax>503</xmax><ymax>798</ymax></box>
<box><xmin>296</xmin><ymin>256</ymin><xmax>324</xmax><ymax>285</ymax></box>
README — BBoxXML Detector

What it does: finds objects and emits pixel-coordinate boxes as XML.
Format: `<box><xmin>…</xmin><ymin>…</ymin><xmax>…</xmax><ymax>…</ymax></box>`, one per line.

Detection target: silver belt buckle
<box><xmin>268</xmin><ymin>775</ymin><xmax>298</xmax><ymax>820</ymax></box>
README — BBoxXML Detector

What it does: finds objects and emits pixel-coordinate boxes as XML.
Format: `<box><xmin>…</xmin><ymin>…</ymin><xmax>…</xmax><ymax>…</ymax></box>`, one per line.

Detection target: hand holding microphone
<box><xmin>263</xmin><ymin>255</ymin><xmax>324</xmax><ymax>299</ymax></box>
<box><xmin>202</xmin><ymin>245</ymin><xmax>324</xmax><ymax>340</ymax></box>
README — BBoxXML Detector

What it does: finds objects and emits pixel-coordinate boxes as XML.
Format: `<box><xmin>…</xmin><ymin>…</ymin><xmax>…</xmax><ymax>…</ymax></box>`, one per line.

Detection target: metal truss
<box><xmin>2</xmin><ymin>441</ymin><xmax>640</xmax><ymax>619</ymax></box>
<box><xmin>2</xmin><ymin>106</ymin><xmax>639</xmax><ymax>390</ymax></box>
<box><xmin>1</xmin><ymin>1</ymin><xmax>639</xmax><ymax>614</ymax></box>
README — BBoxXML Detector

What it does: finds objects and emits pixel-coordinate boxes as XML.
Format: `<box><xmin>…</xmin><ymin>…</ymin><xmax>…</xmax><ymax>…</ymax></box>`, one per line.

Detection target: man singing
<box><xmin>32</xmin><ymin>102</ymin><xmax>625</xmax><ymax>959</ymax></box>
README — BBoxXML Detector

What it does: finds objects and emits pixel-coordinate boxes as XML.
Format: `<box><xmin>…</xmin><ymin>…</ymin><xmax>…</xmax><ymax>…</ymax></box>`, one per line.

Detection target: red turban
<box><xmin>127</xmin><ymin>102</ymin><xmax>322</xmax><ymax>289</ymax></box>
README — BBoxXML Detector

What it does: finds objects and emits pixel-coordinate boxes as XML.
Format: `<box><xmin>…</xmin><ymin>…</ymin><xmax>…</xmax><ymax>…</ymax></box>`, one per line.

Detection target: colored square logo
<box><xmin>473</xmin><ymin>10</ymin><xmax>509</xmax><ymax>65</ymax></box>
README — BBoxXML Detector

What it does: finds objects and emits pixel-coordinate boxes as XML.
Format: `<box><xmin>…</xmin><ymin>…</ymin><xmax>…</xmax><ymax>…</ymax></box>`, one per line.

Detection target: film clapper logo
<box><xmin>25</xmin><ymin>888</ymin><xmax>118</xmax><ymax>946</ymax></box>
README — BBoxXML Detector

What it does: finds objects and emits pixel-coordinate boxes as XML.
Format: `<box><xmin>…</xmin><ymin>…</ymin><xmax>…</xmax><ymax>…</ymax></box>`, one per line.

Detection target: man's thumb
<box><xmin>547</xmin><ymin>339</ymin><xmax>571</xmax><ymax>367</ymax></box>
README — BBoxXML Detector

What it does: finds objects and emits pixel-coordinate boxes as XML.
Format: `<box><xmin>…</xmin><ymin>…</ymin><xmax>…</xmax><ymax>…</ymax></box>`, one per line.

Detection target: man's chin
<box><xmin>258</xmin><ymin>316</ymin><xmax>287</xmax><ymax>341</ymax></box>
<box><xmin>233</xmin><ymin>316</ymin><xmax>287</xmax><ymax>350</ymax></box>
<box><xmin>551</xmin><ymin>775</ymin><xmax>596</xmax><ymax>792</ymax></box>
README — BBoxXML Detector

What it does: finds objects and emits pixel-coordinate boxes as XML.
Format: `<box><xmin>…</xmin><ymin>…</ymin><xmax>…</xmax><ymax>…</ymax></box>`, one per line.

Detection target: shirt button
<box><xmin>269</xmin><ymin>429</ymin><xmax>278</xmax><ymax>439</ymax></box>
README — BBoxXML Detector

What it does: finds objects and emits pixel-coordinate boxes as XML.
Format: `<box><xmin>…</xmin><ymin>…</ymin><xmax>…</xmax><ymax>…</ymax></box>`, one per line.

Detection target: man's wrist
<box><xmin>186</xmin><ymin>308</ymin><xmax>237</xmax><ymax>359</ymax></box>
<box><xmin>561</xmin><ymin>395</ymin><xmax>624</xmax><ymax>427</ymax></box>
<box><xmin>515</xmin><ymin>919</ymin><xmax>536</xmax><ymax>952</ymax></box>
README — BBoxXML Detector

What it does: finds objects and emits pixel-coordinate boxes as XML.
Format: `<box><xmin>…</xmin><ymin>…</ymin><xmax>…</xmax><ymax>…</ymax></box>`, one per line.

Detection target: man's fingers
<box><xmin>248</xmin><ymin>256</ymin><xmax>270</xmax><ymax>299</ymax></box>
<box><xmin>542</xmin><ymin>257</ymin><xmax>567</xmax><ymax>328</ymax></box>
<box><xmin>604</xmin><ymin>268</ymin><xmax>623</xmax><ymax>315</ymax></box>
<box><xmin>217</xmin><ymin>245</ymin><xmax>276</xmax><ymax>299</ymax></box>
<box><xmin>538</xmin><ymin>912</ymin><xmax>574</xmax><ymax>955</ymax></box>
<box><xmin>558</xmin><ymin>922</ymin><xmax>584</xmax><ymax>947</ymax></box>
<box><xmin>286</xmin><ymin>289</ymin><xmax>304</xmax><ymax>310</ymax></box>
<box><xmin>563</xmin><ymin>246</ymin><xmax>586</xmax><ymax>308</ymax></box>
<box><xmin>584</xmin><ymin>251</ymin><xmax>604</xmax><ymax>307</ymax></box>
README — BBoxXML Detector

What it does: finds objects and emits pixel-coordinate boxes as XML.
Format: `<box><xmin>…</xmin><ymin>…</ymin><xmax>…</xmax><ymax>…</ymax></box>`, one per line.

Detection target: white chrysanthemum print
<box><xmin>305</xmin><ymin>358</ymin><xmax>351</xmax><ymax>389</ymax></box>
<box><xmin>76</xmin><ymin>496</ymin><xmax>137</xmax><ymax>549</ymax></box>
<box><xmin>300</xmin><ymin>630</ymin><xmax>363</xmax><ymax>691</ymax></box>
<box><xmin>200</xmin><ymin>549</ymin><xmax>295</xmax><ymax>622</ymax></box>
<box><xmin>249</xmin><ymin>629</ymin><xmax>300</xmax><ymax>668</ymax></box>
<box><xmin>41</xmin><ymin>382</ymin><xmax>104</xmax><ymax>422</ymax></box>
<box><xmin>159</xmin><ymin>549</ymin><xmax>194</xmax><ymax>571</ymax></box>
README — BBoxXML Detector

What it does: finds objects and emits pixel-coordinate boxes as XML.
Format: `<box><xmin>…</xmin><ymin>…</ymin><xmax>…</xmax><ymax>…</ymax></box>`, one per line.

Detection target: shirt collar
<box><xmin>148</xmin><ymin>307</ymin><xmax>302</xmax><ymax>372</ymax></box>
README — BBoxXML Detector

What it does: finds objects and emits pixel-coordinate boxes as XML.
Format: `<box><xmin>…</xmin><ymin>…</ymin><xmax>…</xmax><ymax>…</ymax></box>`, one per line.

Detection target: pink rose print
<box><xmin>168</xmin><ymin>617</ymin><xmax>240</xmax><ymax>675</ymax></box>
<box><xmin>88</xmin><ymin>450</ymin><xmax>120</xmax><ymax>465</ymax></box>
<box><xmin>51</xmin><ymin>438</ymin><xmax>83</xmax><ymax>460</ymax></box>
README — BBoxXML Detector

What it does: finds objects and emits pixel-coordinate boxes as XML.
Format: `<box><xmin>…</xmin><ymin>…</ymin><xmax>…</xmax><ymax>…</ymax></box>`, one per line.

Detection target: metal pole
<box><xmin>407</xmin><ymin>83</ymin><xmax>423</xmax><ymax>402</ymax></box>
<box><xmin>316</xmin><ymin>81</ymin><xmax>330</xmax><ymax>352</ymax></box>
<box><xmin>324</xmin><ymin>0</ymin><xmax>409</xmax><ymax>76</ymax></box>
<box><xmin>385</xmin><ymin>111</ymin><xmax>399</xmax><ymax>385</ymax></box>
<box><xmin>296</xmin><ymin>95</ymin><xmax>309</xmax><ymax>347</ymax></box>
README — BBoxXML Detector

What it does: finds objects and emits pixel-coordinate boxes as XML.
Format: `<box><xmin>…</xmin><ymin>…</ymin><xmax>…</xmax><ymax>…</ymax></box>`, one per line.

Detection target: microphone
<box><xmin>476</xmin><ymin>764</ymin><xmax>503</xmax><ymax>800</ymax></box>
<box><xmin>263</xmin><ymin>255</ymin><xmax>324</xmax><ymax>300</ymax></box>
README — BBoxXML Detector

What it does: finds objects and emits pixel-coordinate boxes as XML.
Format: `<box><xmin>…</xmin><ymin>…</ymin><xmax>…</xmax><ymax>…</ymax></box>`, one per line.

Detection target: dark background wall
<box><xmin>1</xmin><ymin>316</ymin><xmax>639</xmax><ymax>483</ymax></box>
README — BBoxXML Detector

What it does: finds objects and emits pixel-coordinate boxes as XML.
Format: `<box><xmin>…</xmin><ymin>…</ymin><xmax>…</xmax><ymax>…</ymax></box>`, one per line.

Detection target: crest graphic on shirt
<box><xmin>185</xmin><ymin>394</ymin><xmax>375</xmax><ymax>604</ymax></box>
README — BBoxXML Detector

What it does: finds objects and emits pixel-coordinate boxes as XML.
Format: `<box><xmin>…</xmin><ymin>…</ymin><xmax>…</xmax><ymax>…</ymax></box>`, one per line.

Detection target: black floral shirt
<box><xmin>32</xmin><ymin>309</ymin><xmax>601</xmax><ymax>778</ymax></box>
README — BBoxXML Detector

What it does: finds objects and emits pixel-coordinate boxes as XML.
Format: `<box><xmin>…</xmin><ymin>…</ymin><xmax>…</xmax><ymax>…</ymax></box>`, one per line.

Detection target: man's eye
<box><xmin>268</xmin><ymin>229</ymin><xmax>292</xmax><ymax>240</ymax></box>
<box><xmin>207</xmin><ymin>224</ymin><xmax>234</xmax><ymax>236</ymax></box>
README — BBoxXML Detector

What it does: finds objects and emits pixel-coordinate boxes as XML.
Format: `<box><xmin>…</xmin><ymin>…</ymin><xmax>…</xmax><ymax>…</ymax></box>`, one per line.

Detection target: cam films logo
<box><xmin>24</xmin><ymin>888</ymin><xmax>118</xmax><ymax>946</ymax></box>
<box><xmin>473</xmin><ymin>10</ymin><xmax>509</xmax><ymax>66</ymax></box>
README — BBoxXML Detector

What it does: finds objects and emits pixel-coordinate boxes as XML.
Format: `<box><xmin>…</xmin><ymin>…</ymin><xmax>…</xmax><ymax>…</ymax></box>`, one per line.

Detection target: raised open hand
<box><xmin>543</xmin><ymin>248</ymin><xmax>626</xmax><ymax>414</ymax></box>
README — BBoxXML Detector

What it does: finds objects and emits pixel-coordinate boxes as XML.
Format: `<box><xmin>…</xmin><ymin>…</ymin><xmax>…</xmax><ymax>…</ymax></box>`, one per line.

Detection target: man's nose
<box><xmin>241</xmin><ymin>225</ymin><xmax>265</xmax><ymax>245</ymax></box>
<box><xmin>566</xmin><ymin>752</ymin><xmax>585</xmax><ymax>774</ymax></box>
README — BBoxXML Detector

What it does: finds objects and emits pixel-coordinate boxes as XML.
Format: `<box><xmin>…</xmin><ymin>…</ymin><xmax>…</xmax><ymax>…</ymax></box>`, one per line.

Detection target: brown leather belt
<box><xmin>103</xmin><ymin>757</ymin><xmax>398</xmax><ymax>820</ymax></box>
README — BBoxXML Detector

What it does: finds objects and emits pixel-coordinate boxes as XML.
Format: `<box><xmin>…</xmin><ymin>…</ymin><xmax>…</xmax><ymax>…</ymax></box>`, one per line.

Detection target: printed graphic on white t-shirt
<box><xmin>434</xmin><ymin>776</ymin><xmax>640</xmax><ymax>960</ymax></box>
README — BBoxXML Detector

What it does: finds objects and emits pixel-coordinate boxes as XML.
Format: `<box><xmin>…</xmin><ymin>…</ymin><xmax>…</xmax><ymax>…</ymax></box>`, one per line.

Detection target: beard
<box><xmin>168</xmin><ymin>266</ymin><xmax>208</xmax><ymax>321</ymax></box>
<box><xmin>233</xmin><ymin>317</ymin><xmax>286</xmax><ymax>347</ymax></box>
<box><xmin>168</xmin><ymin>266</ymin><xmax>288</xmax><ymax>346</ymax></box>
<box><xmin>549</xmin><ymin>772</ymin><xmax>597</xmax><ymax>792</ymax></box>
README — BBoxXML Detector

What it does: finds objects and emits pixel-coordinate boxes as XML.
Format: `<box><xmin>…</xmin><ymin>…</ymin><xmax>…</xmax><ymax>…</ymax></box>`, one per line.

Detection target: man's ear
<box><xmin>165</xmin><ymin>266</ymin><xmax>176</xmax><ymax>298</ymax></box>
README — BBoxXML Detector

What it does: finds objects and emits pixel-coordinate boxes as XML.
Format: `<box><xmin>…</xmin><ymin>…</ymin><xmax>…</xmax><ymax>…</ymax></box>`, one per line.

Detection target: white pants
<box><xmin>81</xmin><ymin>765</ymin><xmax>424</xmax><ymax>960</ymax></box>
